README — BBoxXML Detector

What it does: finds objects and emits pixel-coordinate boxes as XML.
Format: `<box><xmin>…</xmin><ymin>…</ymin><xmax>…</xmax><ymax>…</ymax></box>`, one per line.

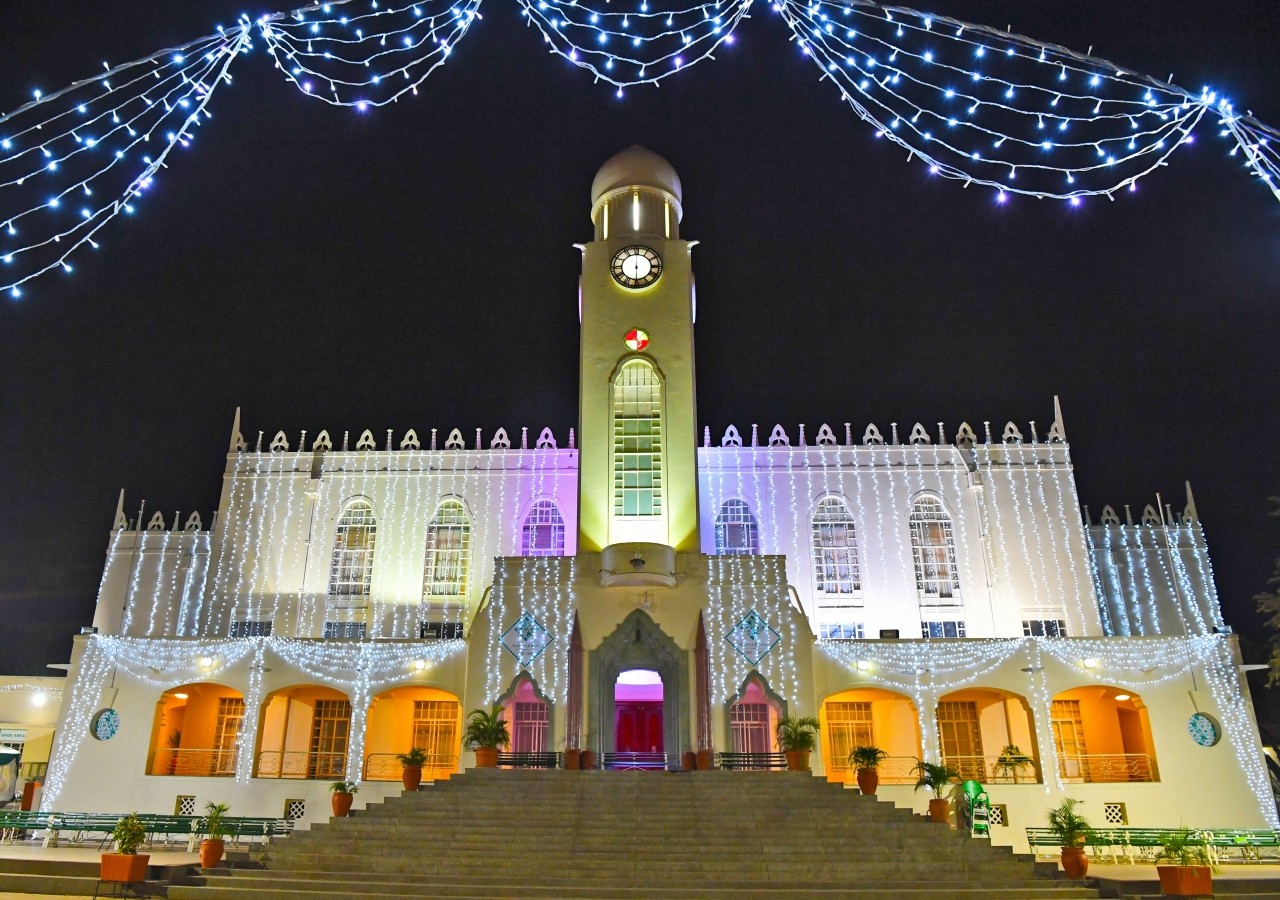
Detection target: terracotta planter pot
<box><xmin>1156</xmin><ymin>865</ymin><xmax>1212</xmax><ymax>896</ymax></box>
<box><xmin>199</xmin><ymin>839</ymin><xmax>224</xmax><ymax>870</ymax></box>
<box><xmin>1060</xmin><ymin>846</ymin><xmax>1088</xmax><ymax>880</ymax></box>
<box><xmin>927</xmin><ymin>798</ymin><xmax>951</xmax><ymax>824</ymax></box>
<box><xmin>474</xmin><ymin>748</ymin><xmax>499</xmax><ymax>768</ymax></box>
<box><xmin>856</xmin><ymin>767</ymin><xmax>879</xmax><ymax>796</ymax></box>
<box><xmin>580</xmin><ymin>750</ymin><xmax>595</xmax><ymax>770</ymax></box>
<box><xmin>402</xmin><ymin>765</ymin><xmax>423</xmax><ymax>791</ymax></box>
<box><xmin>682</xmin><ymin>751</ymin><xmax>697</xmax><ymax>771</ymax></box>
<box><xmin>564</xmin><ymin>749</ymin><xmax>580</xmax><ymax>770</ymax></box>
<box><xmin>696</xmin><ymin>749</ymin><xmax>713</xmax><ymax>771</ymax></box>
<box><xmin>332</xmin><ymin>792</ymin><xmax>354</xmax><ymax>817</ymax></box>
<box><xmin>101</xmin><ymin>853</ymin><xmax>149</xmax><ymax>883</ymax></box>
<box><xmin>785</xmin><ymin>750</ymin><xmax>810</xmax><ymax>771</ymax></box>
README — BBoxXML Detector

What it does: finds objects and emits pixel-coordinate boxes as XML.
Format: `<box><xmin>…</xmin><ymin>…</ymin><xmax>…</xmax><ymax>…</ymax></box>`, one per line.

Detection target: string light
<box><xmin>4</xmin><ymin>0</ymin><xmax>1280</xmax><ymax>296</ymax></box>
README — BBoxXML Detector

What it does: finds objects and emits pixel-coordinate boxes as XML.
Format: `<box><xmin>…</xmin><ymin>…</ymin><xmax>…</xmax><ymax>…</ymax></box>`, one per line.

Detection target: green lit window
<box><xmin>613</xmin><ymin>360</ymin><xmax>662</xmax><ymax>517</ymax></box>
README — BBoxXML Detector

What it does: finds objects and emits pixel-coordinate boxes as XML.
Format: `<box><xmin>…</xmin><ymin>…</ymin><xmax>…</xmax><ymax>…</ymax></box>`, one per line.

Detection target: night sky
<box><xmin>1</xmin><ymin>3</ymin><xmax>1278</xmax><ymax>716</ymax></box>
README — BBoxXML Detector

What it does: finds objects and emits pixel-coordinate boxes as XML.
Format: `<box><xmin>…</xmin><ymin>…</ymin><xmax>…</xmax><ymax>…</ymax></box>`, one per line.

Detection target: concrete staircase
<box><xmin>170</xmin><ymin>769</ymin><xmax>1105</xmax><ymax>900</ymax></box>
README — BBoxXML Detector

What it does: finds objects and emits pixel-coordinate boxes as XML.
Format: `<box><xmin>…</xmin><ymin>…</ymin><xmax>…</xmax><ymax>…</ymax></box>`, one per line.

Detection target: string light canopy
<box><xmin>2</xmin><ymin>0</ymin><xmax>1278</xmax><ymax>299</ymax></box>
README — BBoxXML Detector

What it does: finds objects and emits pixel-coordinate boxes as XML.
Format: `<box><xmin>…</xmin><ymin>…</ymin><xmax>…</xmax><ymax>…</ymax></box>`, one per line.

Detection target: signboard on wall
<box><xmin>0</xmin><ymin>729</ymin><xmax>26</xmax><ymax>743</ymax></box>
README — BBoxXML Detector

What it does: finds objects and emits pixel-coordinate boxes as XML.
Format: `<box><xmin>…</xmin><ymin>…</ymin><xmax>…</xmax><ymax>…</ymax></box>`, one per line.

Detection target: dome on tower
<box><xmin>590</xmin><ymin>146</ymin><xmax>683</xmax><ymax>208</ymax></box>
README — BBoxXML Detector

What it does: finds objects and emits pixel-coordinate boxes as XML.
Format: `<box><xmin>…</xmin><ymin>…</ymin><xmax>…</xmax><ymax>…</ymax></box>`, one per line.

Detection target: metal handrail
<box><xmin>149</xmin><ymin>748</ymin><xmax>238</xmax><ymax>777</ymax></box>
<box><xmin>362</xmin><ymin>753</ymin><xmax>459</xmax><ymax>781</ymax></box>
<box><xmin>1058</xmin><ymin>753</ymin><xmax>1155</xmax><ymax>783</ymax></box>
<box><xmin>256</xmin><ymin>750</ymin><xmax>346</xmax><ymax>779</ymax></box>
<box><xmin>603</xmin><ymin>752</ymin><xmax>667</xmax><ymax>770</ymax></box>
<box><xmin>942</xmin><ymin>754</ymin><xmax>1042</xmax><ymax>784</ymax></box>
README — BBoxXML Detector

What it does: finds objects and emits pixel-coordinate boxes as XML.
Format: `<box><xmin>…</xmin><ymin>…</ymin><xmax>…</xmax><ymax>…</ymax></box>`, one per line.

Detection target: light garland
<box><xmin>3</xmin><ymin>0</ymin><xmax>1280</xmax><ymax>296</ymax></box>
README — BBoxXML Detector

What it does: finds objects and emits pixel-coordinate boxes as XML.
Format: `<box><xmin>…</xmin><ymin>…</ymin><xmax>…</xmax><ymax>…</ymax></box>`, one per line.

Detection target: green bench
<box><xmin>717</xmin><ymin>752</ymin><xmax>788</xmax><ymax>771</ymax></box>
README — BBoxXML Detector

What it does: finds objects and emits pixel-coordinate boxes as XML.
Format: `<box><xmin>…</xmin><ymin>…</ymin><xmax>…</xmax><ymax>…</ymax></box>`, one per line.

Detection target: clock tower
<box><xmin>577</xmin><ymin>146</ymin><xmax>699</xmax><ymax>554</ymax></box>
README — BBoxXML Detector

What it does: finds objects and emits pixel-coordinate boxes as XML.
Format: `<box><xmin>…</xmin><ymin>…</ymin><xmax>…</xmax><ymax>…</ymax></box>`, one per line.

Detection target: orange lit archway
<box><xmin>935</xmin><ymin>688</ymin><xmax>1042</xmax><ymax>785</ymax></box>
<box><xmin>820</xmin><ymin>688</ymin><xmax>922</xmax><ymax>784</ymax></box>
<box><xmin>1050</xmin><ymin>686</ymin><xmax>1158</xmax><ymax>783</ymax></box>
<box><xmin>255</xmin><ymin>685</ymin><xmax>352</xmax><ymax>780</ymax></box>
<box><xmin>147</xmin><ymin>683</ymin><xmax>244</xmax><ymax>777</ymax></box>
<box><xmin>363</xmin><ymin>685</ymin><xmax>461</xmax><ymax>781</ymax></box>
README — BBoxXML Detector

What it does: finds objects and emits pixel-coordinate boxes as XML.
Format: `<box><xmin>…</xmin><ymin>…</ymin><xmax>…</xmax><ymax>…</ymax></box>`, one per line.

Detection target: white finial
<box><xmin>751</xmin><ymin>424</ymin><xmax>758</xmax><ymax>447</ymax></box>
<box><xmin>844</xmin><ymin>423</ymin><xmax>852</xmax><ymax>446</ymax></box>
<box><xmin>475</xmin><ymin>428</ymin><xmax>482</xmax><ymax>450</ymax></box>
<box><xmin>430</xmin><ymin>428</ymin><xmax>437</xmax><ymax>451</ymax></box>
<box><xmin>1184</xmin><ymin>481</ymin><xmax>1199</xmax><ymax>523</ymax></box>
<box><xmin>890</xmin><ymin>423</ymin><xmax>899</xmax><ymax>445</ymax></box>
<box><xmin>522</xmin><ymin>427</ymin><xmax>528</xmax><ymax>450</ymax></box>
<box><xmin>569</xmin><ymin>428</ymin><xmax>575</xmax><ymax>449</ymax></box>
<box><xmin>703</xmin><ymin>426</ymin><xmax>710</xmax><ymax>447</ymax></box>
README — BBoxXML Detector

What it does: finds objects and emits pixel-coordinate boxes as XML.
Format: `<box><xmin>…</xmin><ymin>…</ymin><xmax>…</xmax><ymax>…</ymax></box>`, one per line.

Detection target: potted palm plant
<box><xmin>396</xmin><ymin>747</ymin><xmax>430</xmax><ymax>790</ymax></box>
<box><xmin>1047</xmin><ymin>798</ymin><xmax>1092</xmax><ymax>879</ymax></box>
<box><xmin>849</xmin><ymin>745</ymin><xmax>889</xmax><ymax>795</ymax></box>
<box><xmin>1155</xmin><ymin>827</ymin><xmax>1214</xmax><ymax>896</ymax></box>
<box><xmin>199</xmin><ymin>802</ymin><xmax>230</xmax><ymax>870</ymax></box>
<box><xmin>101</xmin><ymin>813</ymin><xmax>149</xmax><ymax>884</ymax></box>
<box><xmin>464</xmin><ymin>706</ymin><xmax>510</xmax><ymax>768</ymax></box>
<box><xmin>330</xmin><ymin>780</ymin><xmax>358</xmax><ymax>816</ymax></box>
<box><xmin>776</xmin><ymin>716</ymin><xmax>820</xmax><ymax>771</ymax></box>
<box><xmin>913</xmin><ymin>761</ymin><xmax>960</xmax><ymax>823</ymax></box>
<box><xmin>994</xmin><ymin>744</ymin><xmax>1035</xmax><ymax>783</ymax></box>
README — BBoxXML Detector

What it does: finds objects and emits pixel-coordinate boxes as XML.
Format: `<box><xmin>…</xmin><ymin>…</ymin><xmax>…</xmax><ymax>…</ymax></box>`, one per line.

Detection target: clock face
<box><xmin>611</xmin><ymin>245</ymin><xmax>663</xmax><ymax>290</ymax></box>
<box><xmin>1188</xmin><ymin>712</ymin><xmax>1220</xmax><ymax>747</ymax></box>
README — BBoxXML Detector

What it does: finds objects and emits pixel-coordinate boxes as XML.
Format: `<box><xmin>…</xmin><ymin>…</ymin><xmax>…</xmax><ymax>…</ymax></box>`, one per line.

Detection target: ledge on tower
<box><xmin>600</xmin><ymin>542</ymin><xmax>677</xmax><ymax>588</ymax></box>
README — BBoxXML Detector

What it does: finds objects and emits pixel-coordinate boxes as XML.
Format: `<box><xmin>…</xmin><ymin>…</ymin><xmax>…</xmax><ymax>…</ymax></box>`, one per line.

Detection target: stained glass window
<box><xmin>521</xmin><ymin>500</ymin><xmax>565</xmax><ymax>556</ymax></box>
<box><xmin>424</xmin><ymin>500</ymin><xmax>470</xmax><ymax>599</ymax></box>
<box><xmin>714</xmin><ymin>499</ymin><xmax>759</xmax><ymax>555</ymax></box>
<box><xmin>910</xmin><ymin>497</ymin><xmax>960</xmax><ymax>602</ymax></box>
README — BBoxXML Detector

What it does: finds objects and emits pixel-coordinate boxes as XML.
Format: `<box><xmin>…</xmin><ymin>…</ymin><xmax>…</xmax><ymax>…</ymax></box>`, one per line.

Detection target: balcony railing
<box><xmin>943</xmin><ymin>754</ymin><xmax>1041</xmax><ymax>785</ymax></box>
<box><xmin>825</xmin><ymin>755</ymin><xmax>920</xmax><ymax>785</ymax></box>
<box><xmin>362</xmin><ymin>753</ymin><xmax>459</xmax><ymax>782</ymax></box>
<box><xmin>256</xmin><ymin>751</ymin><xmax>347</xmax><ymax>779</ymax></box>
<box><xmin>1058</xmin><ymin>753</ymin><xmax>1155</xmax><ymax>783</ymax></box>
<box><xmin>150</xmin><ymin>748</ymin><xmax>238</xmax><ymax>777</ymax></box>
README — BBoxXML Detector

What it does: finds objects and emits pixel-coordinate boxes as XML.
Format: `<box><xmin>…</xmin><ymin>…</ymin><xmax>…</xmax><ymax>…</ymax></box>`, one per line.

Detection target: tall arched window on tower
<box><xmin>910</xmin><ymin>496</ymin><xmax>960</xmax><ymax>603</ymax></box>
<box><xmin>613</xmin><ymin>360</ymin><xmax>663</xmax><ymax>517</ymax></box>
<box><xmin>326</xmin><ymin>500</ymin><xmax>376</xmax><ymax>638</ymax></box>
<box><xmin>714</xmin><ymin>499</ymin><xmax>759</xmax><ymax>555</ymax></box>
<box><xmin>521</xmin><ymin>500</ymin><xmax>565</xmax><ymax>557</ymax></box>
<box><xmin>420</xmin><ymin>500</ymin><xmax>470</xmax><ymax>640</ymax></box>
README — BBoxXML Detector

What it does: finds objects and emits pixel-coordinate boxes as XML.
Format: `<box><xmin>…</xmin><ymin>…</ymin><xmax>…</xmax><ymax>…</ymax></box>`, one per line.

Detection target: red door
<box><xmin>615</xmin><ymin>702</ymin><xmax>664</xmax><ymax>752</ymax></box>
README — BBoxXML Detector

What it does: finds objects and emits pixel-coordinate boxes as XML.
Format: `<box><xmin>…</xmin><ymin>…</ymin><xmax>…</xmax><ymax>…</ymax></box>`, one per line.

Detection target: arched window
<box><xmin>521</xmin><ymin>500</ymin><xmax>565</xmax><ymax>557</ymax></box>
<box><xmin>613</xmin><ymin>360</ymin><xmax>663</xmax><ymax>517</ymax></box>
<box><xmin>715</xmin><ymin>499</ymin><xmax>759</xmax><ymax>555</ymax></box>
<box><xmin>329</xmin><ymin>501</ymin><xmax>376</xmax><ymax>601</ymax></box>
<box><xmin>910</xmin><ymin>496</ymin><xmax>959</xmax><ymax>602</ymax></box>
<box><xmin>811</xmin><ymin>498</ymin><xmax>860</xmax><ymax>594</ymax></box>
<box><xmin>424</xmin><ymin>500</ymin><xmax>470</xmax><ymax>600</ymax></box>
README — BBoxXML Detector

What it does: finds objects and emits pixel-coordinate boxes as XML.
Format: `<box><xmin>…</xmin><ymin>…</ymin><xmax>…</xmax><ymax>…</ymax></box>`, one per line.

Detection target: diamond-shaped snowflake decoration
<box><xmin>500</xmin><ymin>612</ymin><xmax>553</xmax><ymax>668</ymax></box>
<box><xmin>724</xmin><ymin>610</ymin><xmax>781</xmax><ymax>666</ymax></box>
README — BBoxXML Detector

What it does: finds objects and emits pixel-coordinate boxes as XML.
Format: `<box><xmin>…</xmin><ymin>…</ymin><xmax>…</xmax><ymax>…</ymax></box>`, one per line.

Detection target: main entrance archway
<box><xmin>615</xmin><ymin>669</ymin><xmax>664</xmax><ymax>753</ymax></box>
<box><xmin>588</xmin><ymin>609</ymin><xmax>689</xmax><ymax>768</ymax></box>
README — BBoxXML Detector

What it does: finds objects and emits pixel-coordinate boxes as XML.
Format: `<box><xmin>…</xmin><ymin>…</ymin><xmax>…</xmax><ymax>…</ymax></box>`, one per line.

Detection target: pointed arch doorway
<box><xmin>588</xmin><ymin>609</ymin><xmax>689</xmax><ymax>769</ymax></box>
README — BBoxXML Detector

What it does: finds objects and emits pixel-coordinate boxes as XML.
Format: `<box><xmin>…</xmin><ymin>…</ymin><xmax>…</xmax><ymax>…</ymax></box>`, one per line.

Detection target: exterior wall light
<box><xmin>30</xmin><ymin>693</ymin><xmax>46</xmax><ymax>706</ymax></box>
<box><xmin>1083</xmin><ymin>658</ymin><xmax>1100</xmax><ymax>668</ymax></box>
<box><xmin>856</xmin><ymin>660</ymin><xmax>871</xmax><ymax>671</ymax></box>
<box><xmin>412</xmin><ymin>659</ymin><xmax>427</xmax><ymax>671</ymax></box>
<box><xmin>198</xmin><ymin>657</ymin><xmax>214</xmax><ymax>668</ymax></box>
<box><xmin>1114</xmin><ymin>694</ymin><xmax>1131</xmax><ymax>701</ymax></box>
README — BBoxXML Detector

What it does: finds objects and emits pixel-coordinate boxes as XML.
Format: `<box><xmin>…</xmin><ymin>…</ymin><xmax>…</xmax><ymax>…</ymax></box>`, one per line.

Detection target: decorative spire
<box><xmin>1048</xmin><ymin>395</ymin><xmax>1067</xmax><ymax>443</ymax></box>
<box><xmin>228</xmin><ymin>407</ymin><xmax>245</xmax><ymax>453</ymax></box>
<box><xmin>1184</xmin><ymin>481</ymin><xmax>1199</xmax><ymax>523</ymax></box>
<box><xmin>113</xmin><ymin>490</ymin><xmax>128</xmax><ymax>531</ymax></box>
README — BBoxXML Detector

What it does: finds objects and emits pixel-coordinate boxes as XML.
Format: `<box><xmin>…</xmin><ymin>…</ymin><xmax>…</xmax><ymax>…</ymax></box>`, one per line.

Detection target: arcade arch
<box><xmin>147</xmin><ymin>683</ymin><xmax>244</xmax><ymax>777</ymax></box>
<box><xmin>1050</xmin><ymin>686</ymin><xmax>1157</xmax><ymax>782</ymax></box>
<box><xmin>935</xmin><ymin>688</ymin><xmax>1041</xmax><ymax>784</ymax></box>
<box><xmin>255</xmin><ymin>685</ymin><xmax>351</xmax><ymax>780</ymax></box>
<box><xmin>820</xmin><ymin>687</ymin><xmax>922</xmax><ymax>784</ymax></box>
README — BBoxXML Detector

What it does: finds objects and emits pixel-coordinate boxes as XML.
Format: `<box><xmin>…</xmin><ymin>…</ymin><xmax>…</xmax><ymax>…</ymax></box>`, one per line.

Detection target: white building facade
<box><xmin>43</xmin><ymin>147</ymin><xmax>1274</xmax><ymax>851</ymax></box>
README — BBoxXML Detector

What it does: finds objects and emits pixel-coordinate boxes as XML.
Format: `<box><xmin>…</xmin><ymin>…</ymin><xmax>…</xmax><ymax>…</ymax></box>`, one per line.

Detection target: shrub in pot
<box><xmin>993</xmin><ymin>744</ymin><xmax>1036</xmax><ymax>783</ymax></box>
<box><xmin>564</xmin><ymin>748</ymin><xmax>581</xmax><ymax>770</ymax></box>
<box><xmin>101</xmin><ymin>813</ymin><xmax>149</xmax><ymax>883</ymax></box>
<box><xmin>776</xmin><ymin>716</ymin><xmax>820</xmax><ymax>771</ymax></box>
<box><xmin>199</xmin><ymin>802</ymin><xmax>231</xmax><ymax>869</ymax></box>
<box><xmin>396</xmin><ymin>747</ymin><xmax>430</xmax><ymax>790</ymax></box>
<box><xmin>330</xmin><ymin>780</ymin><xmax>358</xmax><ymax>816</ymax></box>
<box><xmin>849</xmin><ymin>746</ymin><xmax>889</xmax><ymax>795</ymax></box>
<box><xmin>912</xmin><ymin>761</ymin><xmax>961</xmax><ymax>824</ymax></box>
<box><xmin>464</xmin><ymin>706</ymin><xmax>510</xmax><ymax>768</ymax></box>
<box><xmin>1154</xmin><ymin>826</ymin><xmax>1215</xmax><ymax>896</ymax></box>
<box><xmin>1047</xmin><ymin>798</ymin><xmax>1092</xmax><ymax>879</ymax></box>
